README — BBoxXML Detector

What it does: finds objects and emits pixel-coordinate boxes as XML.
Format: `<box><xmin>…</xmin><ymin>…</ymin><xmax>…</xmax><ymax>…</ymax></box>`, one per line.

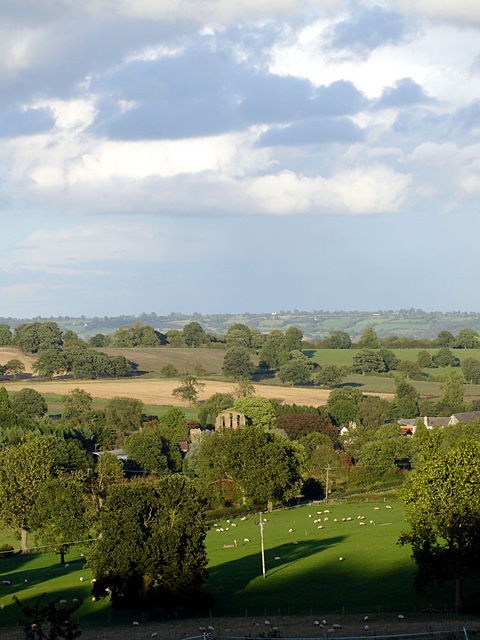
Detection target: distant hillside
<box><xmin>3</xmin><ymin>309</ymin><xmax>480</xmax><ymax>341</ymax></box>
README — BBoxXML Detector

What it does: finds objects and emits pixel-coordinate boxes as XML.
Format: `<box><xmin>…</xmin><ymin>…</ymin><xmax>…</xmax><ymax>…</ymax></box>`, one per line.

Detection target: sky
<box><xmin>2</xmin><ymin>0</ymin><xmax>480</xmax><ymax>318</ymax></box>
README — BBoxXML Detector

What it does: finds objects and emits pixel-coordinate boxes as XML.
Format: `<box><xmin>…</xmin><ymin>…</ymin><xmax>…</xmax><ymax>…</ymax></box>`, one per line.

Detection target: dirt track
<box><xmin>0</xmin><ymin>377</ymin><xmax>394</xmax><ymax>407</ymax></box>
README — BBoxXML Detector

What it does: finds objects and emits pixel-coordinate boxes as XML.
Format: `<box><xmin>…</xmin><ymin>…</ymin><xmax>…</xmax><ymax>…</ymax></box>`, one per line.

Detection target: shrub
<box><xmin>0</xmin><ymin>543</ymin><xmax>14</xmax><ymax>558</ymax></box>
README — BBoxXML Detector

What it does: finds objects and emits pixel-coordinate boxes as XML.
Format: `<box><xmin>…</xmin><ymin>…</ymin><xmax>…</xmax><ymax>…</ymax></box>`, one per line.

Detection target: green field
<box><xmin>0</xmin><ymin>501</ymin><xmax>475</xmax><ymax>633</ymax></box>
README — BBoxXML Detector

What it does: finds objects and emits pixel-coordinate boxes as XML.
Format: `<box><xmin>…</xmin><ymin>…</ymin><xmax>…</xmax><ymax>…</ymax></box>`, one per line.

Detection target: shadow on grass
<box><xmin>206</xmin><ymin>538</ymin><xmax>472</xmax><ymax>617</ymax></box>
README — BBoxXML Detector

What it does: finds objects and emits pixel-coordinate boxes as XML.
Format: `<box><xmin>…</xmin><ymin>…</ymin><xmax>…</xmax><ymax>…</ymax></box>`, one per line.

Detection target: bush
<box><xmin>0</xmin><ymin>543</ymin><xmax>14</xmax><ymax>558</ymax></box>
<box><xmin>160</xmin><ymin>364</ymin><xmax>178</xmax><ymax>378</ymax></box>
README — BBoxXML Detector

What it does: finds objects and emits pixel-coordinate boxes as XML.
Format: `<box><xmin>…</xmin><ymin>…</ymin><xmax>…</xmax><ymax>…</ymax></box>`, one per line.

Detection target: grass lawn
<box><xmin>1</xmin><ymin>501</ymin><xmax>477</xmax><ymax>634</ymax></box>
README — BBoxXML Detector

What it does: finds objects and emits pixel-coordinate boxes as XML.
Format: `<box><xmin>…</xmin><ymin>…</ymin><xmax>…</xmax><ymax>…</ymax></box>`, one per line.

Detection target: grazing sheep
<box><xmin>264</xmin><ymin>620</ymin><xmax>271</xmax><ymax>625</ymax></box>
<box><xmin>332</xmin><ymin>624</ymin><xmax>341</xmax><ymax>629</ymax></box>
<box><xmin>398</xmin><ymin>614</ymin><xmax>404</xmax><ymax>619</ymax></box>
<box><xmin>334</xmin><ymin>519</ymin><xmax>337</xmax><ymax>522</ymax></box>
<box><xmin>324</xmin><ymin>510</ymin><xmax>330</xmax><ymax>513</ymax></box>
<box><xmin>132</xmin><ymin>621</ymin><xmax>139</xmax><ymax>626</ymax></box>
<box><xmin>339</xmin><ymin>557</ymin><xmax>344</xmax><ymax>562</ymax></box>
<box><xmin>322</xmin><ymin>620</ymin><xmax>327</xmax><ymax>625</ymax></box>
<box><xmin>231</xmin><ymin>523</ymin><xmax>236</xmax><ymax>527</ymax></box>
<box><xmin>342</xmin><ymin>518</ymin><xmax>346</xmax><ymax>522</ymax></box>
<box><xmin>292</xmin><ymin>540</ymin><xmax>298</xmax><ymax>545</ymax></box>
<box><xmin>1</xmin><ymin>580</ymin><xmax>10</xmax><ymax>585</ymax></box>
<box><xmin>318</xmin><ymin>525</ymin><xmax>323</xmax><ymax>529</ymax></box>
<box><xmin>309</xmin><ymin>514</ymin><xmax>312</xmax><ymax>518</ymax></box>
<box><xmin>64</xmin><ymin>564</ymin><xmax>69</xmax><ymax>568</ymax></box>
<box><xmin>386</xmin><ymin>505</ymin><xmax>392</xmax><ymax>509</ymax></box>
<box><xmin>92</xmin><ymin>597</ymin><xmax>96</xmax><ymax>602</ymax></box>
<box><xmin>314</xmin><ymin>621</ymin><xmax>320</xmax><ymax>626</ymax></box>
<box><xmin>227</xmin><ymin>520</ymin><xmax>230</xmax><ymax>523</ymax></box>
<box><xmin>244</xmin><ymin>538</ymin><xmax>250</xmax><ymax>542</ymax></box>
<box><xmin>24</xmin><ymin>579</ymin><xmax>28</xmax><ymax>583</ymax></box>
<box><xmin>208</xmin><ymin>626</ymin><xmax>214</xmax><ymax>631</ymax></box>
<box><xmin>359</xmin><ymin>522</ymin><xmax>366</xmax><ymax>526</ymax></box>
<box><xmin>241</xmin><ymin>516</ymin><xmax>246</xmax><ymax>521</ymax></box>
<box><xmin>1</xmin><ymin>604</ymin><xmax>4</xmax><ymax>610</ymax></box>
<box><xmin>364</xmin><ymin>616</ymin><xmax>369</xmax><ymax>621</ymax></box>
<box><xmin>59</xmin><ymin>600</ymin><xmax>67</xmax><ymax>605</ymax></box>
<box><xmin>152</xmin><ymin>634</ymin><xmax>159</xmax><ymax>638</ymax></box>
<box><xmin>79</xmin><ymin>577</ymin><xmax>83</xmax><ymax>582</ymax></box>
<box><xmin>374</xmin><ymin>507</ymin><xmax>380</xmax><ymax>511</ymax></box>
<box><xmin>91</xmin><ymin>578</ymin><xmax>96</xmax><ymax>583</ymax></box>
<box><xmin>347</xmin><ymin>517</ymin><xmax>352</xmax><ymax>521</ymax></box>
<box><xmin>274</xmin><ymin>556</ymin><xmax>281</xmax><ymax>560</ymax></box>
<box><xmin>364</xmin><ymin>625</ymin><xmax>369</xmax><ymax>631</ymax></box>
<box><xmin>289</xmin><ymin>528</ymin><xmax>293</xmax><ymax>532</ymax></box>
<box><xmin>324</xmin><ymin>517</ymin><xmax>328</xmax><ymax>521</ymax></box>
<box><xmin>72</xmin><ymin>599</ymin><xmax>78</xmax><ymax>604</ymax></box>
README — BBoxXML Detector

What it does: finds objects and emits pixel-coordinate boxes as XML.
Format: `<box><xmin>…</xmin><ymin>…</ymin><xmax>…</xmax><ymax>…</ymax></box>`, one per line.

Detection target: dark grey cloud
<box><xmin>89</xmin><ymin>41</ymin><xmax>368</xmax><ymax>140</ymax></box>
<box><xmin>0</xmin><ymin>106</ymin><xmax>55</xmax><ymax>137</ymax></box>
<box><xmin>377</xmin><ymin>77</ymin><xmax>437</xmax><ymax>108</ymax></box>
<box><xmin>257</xmin><ymin>117</ymin><xmax>364</xmax><ymax>146</ymax></box>
<box><xmin>328</xmin><ymin>5</ymin><xmax>410</xmax><ymax>54</ymax></box>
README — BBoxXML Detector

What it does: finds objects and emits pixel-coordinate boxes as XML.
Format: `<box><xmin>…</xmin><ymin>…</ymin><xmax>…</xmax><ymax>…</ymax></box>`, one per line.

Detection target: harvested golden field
<box><xmin>93</xmin><ymin>346</ymin><xmax>228</xmax><ymax>375</ymax></box>
<box><xmin>1</xmin><ymin>377</ymin><xmax>394</xmax><ymax>406</ymax></box>
<box><xmin>0</xmin><ymin>346</ymin><xmax>37</xmax><ymax>373</ymax></box>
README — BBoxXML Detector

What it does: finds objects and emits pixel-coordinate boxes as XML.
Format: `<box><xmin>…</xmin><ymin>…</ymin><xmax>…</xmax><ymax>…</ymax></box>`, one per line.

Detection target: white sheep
<box><xmin>317</xmin><ymin>525</ymin><xmax>323</xmax><ymax>529</ymax></box>
<box><xmin>364</xmin><ymin>625</ymin><xmax>369</xmax><ymax>631</ymax></box>
<box><xmin>292</xmin><ymin>540</ymin><xmax>298</xmax><ymax>545</ymax></box>
<box><xmin>386</xmin><ymin>505</ymin><xmax>392</xmax><ymax>509</ymax></box>
<box><xmin>289</xmin><ymin>528</ymin><xmax>293</xmax><ymax>532</ymax></box>
<box><xmin>244</xmin><ymin>538</ymin><xmax>250</xmax><ymax>542</ymax></box>
<box><xmin>132</xmin><ymin>621</ymin><xmax>139</xmax><ymax>626</ymax></box>
<box><xmin>398</xmin><ymin>614</ymin><xmax>404</xmax><ymax>619</ymax></box>
<box><xmin>339</xmin><ymin>557</ymin><xmax>344</xmax><ymax>562</ymax></box>
<box><xmin>152</xmin><ymin>634</ymin><xmax>159</xmax><ymax>638</ymax></box>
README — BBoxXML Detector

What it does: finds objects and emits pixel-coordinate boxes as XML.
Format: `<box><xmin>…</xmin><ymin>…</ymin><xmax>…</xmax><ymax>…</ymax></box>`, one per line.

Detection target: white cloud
<box><xmin>390</xmin><ymin>0</ymin><xmax>480</xmax><ymax>25</ymax></box>
<box><xmin>248</xmin><ymin>165</ymin><xmax>412</xmax><ymax>215</ymax></box>
<box><xmin>268</xmin><ymin>17</ymin><xmax>480</xmax><ymax>109</ymax></box>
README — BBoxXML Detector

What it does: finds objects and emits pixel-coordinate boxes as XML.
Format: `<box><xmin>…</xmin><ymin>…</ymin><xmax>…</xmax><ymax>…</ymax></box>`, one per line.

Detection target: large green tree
<box><xmin>454</xmin><ymin>328</ymin><xmax>479</xmax><ymax>349</ymax></box>
<box><xmin>324</xmin><ymin>330</ymin><xmax>351</xmax><ymax>349</ymax></box>
<box><xmin>11</xmin><ymin>388</ymin><xmax>48</xmax><ymax>419</ymax></box>
<box><xmin>222</xmin><ymin>346</ymin><xmax>256</xmax><ymax>381</ymax></box>
<box><xmin>30</xmin><ymin>476</ymin><xmax>93</xmax><ymax>564</ymax></box>
<box><xmin>278</xmin><ymin>350</ymin><xmax>313</xmax><ymax>385</ymax></box>
<box><xmin>88</xmin><ymin>476</ymin><xmax>210</xmax><ymax>613</ymax></box>
<box><xmin>399</xmin><ymin>438</ymin><xmax>480</xmax><ymax>612</ymax></box>
<box><xmin>197</xmin><ymin>426</ymin><xmax>305</xmax><ymax>508</ymax></box>
<box><xmin>0</xmin><ymin>437</ymin><xmax>55</xmax><ymax>551</ymax></box>
<box><xmin>123</xmin><ymin>423</ymin><xmax>182</xmax><ymax>474</ymax></box>
<box><xmin>352</xmin><ymin>349</ymin><xmax>386</xmax><ymax>375</ymax></box>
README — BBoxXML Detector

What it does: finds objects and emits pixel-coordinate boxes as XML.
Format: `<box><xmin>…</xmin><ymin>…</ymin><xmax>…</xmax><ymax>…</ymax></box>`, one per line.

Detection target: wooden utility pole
<box><xmin>258</xmin><ymin>517</ymin><xmax>266</xmax><ymax>579</ymax></box>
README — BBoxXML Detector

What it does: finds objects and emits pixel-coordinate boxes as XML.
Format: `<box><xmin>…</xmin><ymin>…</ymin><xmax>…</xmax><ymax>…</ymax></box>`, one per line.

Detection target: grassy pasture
<box><xmin>0</xmin><ymin>501</ymin><xmax>475</xmax><ymax>637</ymax></box>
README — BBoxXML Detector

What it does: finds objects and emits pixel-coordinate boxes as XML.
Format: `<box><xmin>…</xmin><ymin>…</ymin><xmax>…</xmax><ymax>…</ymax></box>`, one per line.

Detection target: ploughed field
<box><xmin>0</xmin><ymin>501</ymin><xmax>474</xmax><ymax>637</ymax></box>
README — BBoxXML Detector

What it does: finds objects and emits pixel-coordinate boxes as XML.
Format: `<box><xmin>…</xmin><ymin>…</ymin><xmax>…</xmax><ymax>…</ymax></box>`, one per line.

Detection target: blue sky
<box><xmin>1</xmin><ymin>0</ymin><xmax>480</xmax><ymax>317</ymax></box>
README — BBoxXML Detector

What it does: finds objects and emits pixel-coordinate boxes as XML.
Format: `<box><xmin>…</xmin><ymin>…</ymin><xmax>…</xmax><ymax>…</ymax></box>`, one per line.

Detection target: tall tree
<box><xmin>324</xmin><ymin>330</ymin><xmax>352</xmax><ymax>349</ymax></box>
<box><xmin>172</xmin><ymin>374</ymin><xmax>205</xmax><ymax>405</ymax></box>
<box><xmin>182</xmin><ymin>322</ymin><xmax>207</xmax><ymax>348</ymax></box>
<box><xmin>454</xmin><ymin>328</ymin><xmax>479</xmax><ymax>349</ymax></box>
<box><xmin>0</xmin><ymin>437</ymin><xmax>55</xmax><ymax>551</ymax></box>
<box><xmin>358</xmin><ymin>326</ymin><xmax>380</xmax><ymax>349</ymax></box>
<box><xmin>222</xmin><ymin>346</ymin><xmax>256</xmax><ymax>381</ymax></box>
<box><xmin>30</xmin><ymin>476</ymin><xmax>93</xmax><ymax>564</ymax></box>
<box><xmin>278</xmin><ymin>350</ymin><xmax>313</xmax><ymax>385</ymax></box>
<box><xmin>89</xmin><ymin>476</ymin><xmax>210</xmax><ymax>613</ymax></box>
<box><xmin>399</xmin><ymin>438</ymin><xmax>480</xmax><ymax>612</ymax></box>
<box><xmin>440</xmin><ymin>370</ymin><xmax>465</xmax><ymax>413</ymax></box>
